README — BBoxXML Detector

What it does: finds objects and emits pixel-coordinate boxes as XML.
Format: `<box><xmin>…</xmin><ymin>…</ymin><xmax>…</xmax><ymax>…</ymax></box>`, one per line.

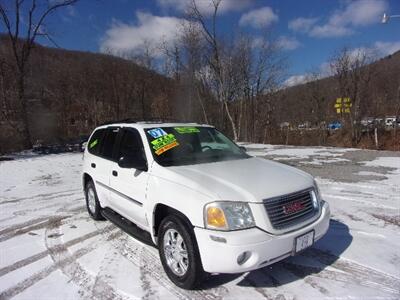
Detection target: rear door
<box><xmin>86</xmin><ymin>128</ymin><xmax>109</xmax><ymax>204</ymax></box>
<box><xmin>92</xmin><ymin>127</ymin><xmax>120</xmax><ymax>208</ymax></box>
<box><xmin>109</xmin><ymin>128</ymin><xmax>149</xmax><ymax>228</ymax></box>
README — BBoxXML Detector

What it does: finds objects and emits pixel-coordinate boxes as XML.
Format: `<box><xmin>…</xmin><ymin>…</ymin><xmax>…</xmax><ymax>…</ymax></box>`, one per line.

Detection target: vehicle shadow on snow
<box><xmin>201</xmin><ymin>219</ymin><xmax>353</xmax><ymax>289</ymax></box>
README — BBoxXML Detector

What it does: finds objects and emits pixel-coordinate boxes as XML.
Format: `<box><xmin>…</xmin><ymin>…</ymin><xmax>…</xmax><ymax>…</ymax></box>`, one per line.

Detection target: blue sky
<box><xmin>6</xmin><ymin>0</ymin><xmax>400</xmax><ymax>85</ymax></box>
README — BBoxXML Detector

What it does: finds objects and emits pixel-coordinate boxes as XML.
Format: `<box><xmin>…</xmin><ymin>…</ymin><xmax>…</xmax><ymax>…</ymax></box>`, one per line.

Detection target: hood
<box><xmin>162</xmin><ymin>157</ymin><xmax>314</xmax><ymax>202</ymax></box>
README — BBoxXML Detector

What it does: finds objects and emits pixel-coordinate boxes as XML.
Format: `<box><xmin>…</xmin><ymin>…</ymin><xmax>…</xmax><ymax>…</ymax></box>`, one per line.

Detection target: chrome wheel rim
<box><xmin>163</xmin><ymin>228</ymin><xmax>189</xmax><ymax>276</ymax></box>
<box><xmin>87</xmin><ymin>187</ymin><xmax>96</xmax><ymax>214</ymax></box>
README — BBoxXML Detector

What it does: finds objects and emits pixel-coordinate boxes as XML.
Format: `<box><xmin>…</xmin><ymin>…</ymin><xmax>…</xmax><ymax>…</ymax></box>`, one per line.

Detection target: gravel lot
<box><xmin>1</xmin><ymin>145</ymin><xmax>399</xmax><ymax>300</ymax></box>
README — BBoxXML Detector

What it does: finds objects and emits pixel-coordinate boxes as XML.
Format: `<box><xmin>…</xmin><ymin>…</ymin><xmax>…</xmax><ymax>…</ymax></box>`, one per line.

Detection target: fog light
<box><xmin>237</xmin><ymin>251</ymin><xmax>251</xmax><ymax>265</ymax></box>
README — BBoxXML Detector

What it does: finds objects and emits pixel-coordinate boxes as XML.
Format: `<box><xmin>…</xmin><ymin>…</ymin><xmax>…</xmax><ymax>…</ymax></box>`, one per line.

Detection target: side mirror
<box><xmin>118</xmin><ymin>155</ymin><xmax>148</xmax><ymax>171</ymax></box>
<box><xmin>239</xmin><ymin>146</ymin><xmax>247</xmax><ymax>152</ymax></box>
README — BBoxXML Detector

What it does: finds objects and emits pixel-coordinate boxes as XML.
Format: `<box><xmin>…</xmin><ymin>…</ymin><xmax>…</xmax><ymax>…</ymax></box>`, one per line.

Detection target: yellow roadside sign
<box><xmin>335</xmin><ymin>98</ymin><xmax>351</xmax><ymax>114</ymax></box>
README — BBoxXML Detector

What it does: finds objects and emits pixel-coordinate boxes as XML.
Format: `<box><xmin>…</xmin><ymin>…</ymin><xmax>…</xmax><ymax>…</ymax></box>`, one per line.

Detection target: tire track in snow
<box><xmin>0</xmin><ymin>217</ymin><xmax>53</xmax><ymax>235</ymax></box>
<box><xmin>89</xmin><ymin>231</ymin><xmax>129</xmax><ymax>300</ymax></box>
<box><xmin>0</xmin><ymin>204</ymin><xmax>86</xmax><ymax>243</ymax></box>
<box><xmin>0</xmin><ymin>224</ymin><xmax>115</xmax><ymax>278</ymax></box>
<box><xmin>324</xmin><ymin>194</ymin><xmax>398</xmax><ymax>210</ymax></box>
<box><xmin>0</xmin><ymin>224</ymin><xmax>118</xmax><ymax>300</ymax></box>
<box><xmin>282</xmin><ymin>261</ymin><xmax>398</xmax><ymax>295</ymax></box>
<box><xmin>240</xmin><ymin>269</ymin><xmax>292</xmax><ymax>300</ymax></box>
<box><xmin>283</xmin><ymin>248</ymin><xmax>400</xmax><ymax>295</ymax></box>
<box><xmin>44</xmin><ymin>219</ymin><xmax>129</xmax><ymax>300</ymax></box>
<box><xmin>0</xmin><ymin>189</ymin><xmax>81</xmax><ymax>205</ymax></box>
<box><xmin>0</xmin><ymin>216</ymin><xmax>70</xmax><ymax>242</ymax></box>
<box><xmin>10</xmin><ymin>198</ymin><xmax>84</xmax><ymax>217</ymax></box>
<box><xmin>112</xmin><ymin>234</ymin><xmax>230</xmax><ymax>300</ymax></box>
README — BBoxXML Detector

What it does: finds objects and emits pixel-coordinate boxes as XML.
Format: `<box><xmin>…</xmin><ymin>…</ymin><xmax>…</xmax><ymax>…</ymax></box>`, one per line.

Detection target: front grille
<box><xmin>263</xmin><ymin>188</ymin><xmax>317</xmax><ymax>229</ymax></box>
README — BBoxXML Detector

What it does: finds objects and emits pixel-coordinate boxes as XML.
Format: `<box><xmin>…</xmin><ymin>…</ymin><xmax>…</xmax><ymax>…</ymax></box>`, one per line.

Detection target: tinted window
<box><xmin>100</xmin><ymin>128</ymin><xmax>120</xmax><ymax>160</ymax></box>
<box><xmin>145</xmin><ymin>127</ymin><xmax>248</xmax><ymax>166</ymax></box>
<box><xmin>117</xmin><ymin>129</ymin><xmax>146</xmax><ymax>161</ymax></box>
<box><xmin>87</xmin><ymin>129</ymin><xmax>105</xmax><ymax>155</ymax></box>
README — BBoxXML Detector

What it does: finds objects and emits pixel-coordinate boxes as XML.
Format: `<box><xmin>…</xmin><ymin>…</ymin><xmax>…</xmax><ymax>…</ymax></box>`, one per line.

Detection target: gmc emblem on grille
<box><xmin>282</xmin><ymin>201</ymin><xmax>304</xmax><ymax>215</ymax></box>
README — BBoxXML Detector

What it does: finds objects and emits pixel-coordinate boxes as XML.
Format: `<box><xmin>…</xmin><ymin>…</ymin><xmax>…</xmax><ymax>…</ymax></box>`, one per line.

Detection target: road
<box><xmin>0</xmin><ymin>145</ymin><xmax>399</xmax><ymax>300</ymax></box>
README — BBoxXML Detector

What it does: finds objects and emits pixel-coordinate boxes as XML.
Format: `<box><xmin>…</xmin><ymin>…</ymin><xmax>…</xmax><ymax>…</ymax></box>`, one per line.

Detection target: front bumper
<box><xmin>194</xmin><ymin>201</ymin><xmax>330</xmax><ymax>274</ymax></box>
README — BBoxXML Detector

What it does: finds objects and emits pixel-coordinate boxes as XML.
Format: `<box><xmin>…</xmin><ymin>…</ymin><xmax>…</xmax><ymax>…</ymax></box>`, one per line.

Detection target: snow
<box><xmin>361</xmin><ymin>156</ymin><xmax>400</xmax><ymax>169</ymax></box>
<box><xmin>1</xmin><ymin>147</ymin><xmax>399</xmax><ymax>300</ymax></box>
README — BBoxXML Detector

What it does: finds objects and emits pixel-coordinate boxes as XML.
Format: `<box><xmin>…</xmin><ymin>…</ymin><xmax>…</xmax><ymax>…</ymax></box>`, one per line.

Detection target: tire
<box><xmin>85</xmin><ymin>180</ymin><xmax>104</xmax><ymax>220</ymax></box>
<box><xmin>158</xmin><ymin>215</ymin><xmax>205</xmax><ymax>289</ymax></box>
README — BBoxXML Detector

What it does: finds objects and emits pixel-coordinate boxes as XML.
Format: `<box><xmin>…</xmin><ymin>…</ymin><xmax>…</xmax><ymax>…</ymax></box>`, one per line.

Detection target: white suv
<box><xmin>82</xmin><ymin>121</ymin><xmax>330</xmax><ymax>289</ymax></box>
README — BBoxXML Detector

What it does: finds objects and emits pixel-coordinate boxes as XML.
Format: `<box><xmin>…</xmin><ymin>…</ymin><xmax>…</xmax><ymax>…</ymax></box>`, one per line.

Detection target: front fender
<box><xmin>146</xmin><ymin>174</ymin><xmax>213</xmax><ymax>244</ymax></box>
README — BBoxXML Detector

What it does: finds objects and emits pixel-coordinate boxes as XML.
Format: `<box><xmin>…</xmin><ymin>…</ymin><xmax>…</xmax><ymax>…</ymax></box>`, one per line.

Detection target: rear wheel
<box><xmin>85</xmin><ymin>181</ymin><xmax>104</xmax><ymax>220</ymax></box>
<box><xmin>158</xmin><ymin>215</ymin><xmax>205</xmax><ymax>289</ymax></box>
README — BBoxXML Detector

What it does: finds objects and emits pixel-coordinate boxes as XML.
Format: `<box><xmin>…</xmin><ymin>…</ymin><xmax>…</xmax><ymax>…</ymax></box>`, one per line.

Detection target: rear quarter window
<box><xmin>87</xmin><ymin>129</ymin><xmax>106</xmax><ymax>155</ymax></box>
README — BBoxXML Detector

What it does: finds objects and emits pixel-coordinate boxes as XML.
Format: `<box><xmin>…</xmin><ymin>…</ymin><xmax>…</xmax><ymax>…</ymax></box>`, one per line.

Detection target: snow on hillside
<box><xmin>1</xmin><ymin>145</ymin><xmax>399</xmax><ymax>300</ymax></box>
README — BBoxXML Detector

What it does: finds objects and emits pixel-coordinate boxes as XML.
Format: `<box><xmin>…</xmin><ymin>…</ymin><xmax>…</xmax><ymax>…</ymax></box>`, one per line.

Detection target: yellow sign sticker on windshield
<box><xmin>151</xmin><ymin>133</ymin><xmax>179</xmax><ymax>155</ymax></box>
<box><xmin>155</xmin><ymin>140</ymin><xmax>179</xmax><ymax>155</ymax></box>
<box><xmin>174</xmin><ymin>127</ymin><xmax>200</xmax><ymax>134</ymax></box>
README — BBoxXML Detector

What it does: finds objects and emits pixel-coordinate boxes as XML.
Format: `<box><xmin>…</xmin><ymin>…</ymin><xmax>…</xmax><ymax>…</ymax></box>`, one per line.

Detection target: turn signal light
<box><xmin>207</xmin><ymin>207</ymin><xmax>227</xmax><ymax>229</ymax></box>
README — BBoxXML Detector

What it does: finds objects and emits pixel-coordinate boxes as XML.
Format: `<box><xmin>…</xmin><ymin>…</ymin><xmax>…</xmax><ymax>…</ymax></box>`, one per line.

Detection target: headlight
<box><xmin>204</xmin><ymin>202</ymin><xmax>255</xmax><ymax>231</ymax></box>
<box><xmin>312</xmin><ymin>180</ymin><xmax>322</xmax><ymax>208</ymax></box>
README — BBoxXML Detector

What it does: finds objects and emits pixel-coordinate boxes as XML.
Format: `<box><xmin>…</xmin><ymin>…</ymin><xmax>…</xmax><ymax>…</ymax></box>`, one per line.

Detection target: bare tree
<box><xmin>185</xmin><ymin>0</ymin><xmax>242</xmax><ymax>139</ymax></box>
<box><xmin>234</xmin><ymin>33</ymin><xmax>286</xmax><ymax>142</ymax></box>
<box><xmin>0</xmin><ymin>0</ymin><xmax>78</xmax><ymax>148</ymax></box>
<box><xmin>0</xmin><ymin>56</ymin><xmax>17</xmax><ymax>129</ymax></box>
<box><xmin>161</xmin><ymin>19</ymin><xmax>211</xmax><ymax>123</ymax></box>
<box><xmin>330</xmin><ymin>47</ymin><xmax>376</xmax><ymax>144</ymax></box>
<box><xmin>183</xmin><ymin>1</ymin><xmax>286</xmax><ymax>141</ymax></box>
<box><xmin>302</xmin><ymin>71</ymin><xmax>328</xmax><ymax>145</ymax></box>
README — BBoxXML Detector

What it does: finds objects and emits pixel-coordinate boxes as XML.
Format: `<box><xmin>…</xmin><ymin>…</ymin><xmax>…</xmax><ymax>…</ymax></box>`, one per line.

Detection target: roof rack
<box><xmin>99</xmin><ymin>117</ymin><xmax>198</xmax><ymax>126</ymax></box>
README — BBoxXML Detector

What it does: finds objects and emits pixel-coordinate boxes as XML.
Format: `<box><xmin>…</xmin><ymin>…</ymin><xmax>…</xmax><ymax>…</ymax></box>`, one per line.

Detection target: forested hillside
<box><xmin>1</xmin><ymin>35</ymin><xmax>399</xmax><ymax>153</ymax></box>
<box><xmin>0</xmin><ymin>36</ymin><xmax>177</xmax><ymax>153</ymax></box>
<box><xmin>279</xmin><ymin>50</ymin><xmax>400</xmax><ymax>125</ymax></box>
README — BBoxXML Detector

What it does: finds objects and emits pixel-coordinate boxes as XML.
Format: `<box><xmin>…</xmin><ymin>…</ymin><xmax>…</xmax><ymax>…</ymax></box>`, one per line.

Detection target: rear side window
<box><xmin>87</xmin><ymin>129</ymin><xmax>105</xmax><ymax>155</ymax></box>
<box><xmin>100</xmin><ymin>128</ymin><xmax>120</xmax><ymax>160</ymax></box>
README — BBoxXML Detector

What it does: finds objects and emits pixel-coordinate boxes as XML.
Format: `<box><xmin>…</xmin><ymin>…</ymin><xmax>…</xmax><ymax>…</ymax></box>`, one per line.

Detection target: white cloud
<box><xmin>288</xmin><ymin>17</ymin><xmax>318</xmax><ymax>33</ymax></box>
<box><xmin>100</xmin><ymin>12</ymin><xmax>187</xmax><ymax>57</ymax></box>
<box><xmin>319</xmin><ymin>61</ymin><xmax>332</xmax><ymax>77</ymax></box>
<box><xmin>239</xmin><ymin>6</ymin><xmax>278</xmax><ymax>29</ymax></box>
<box><xmin>157</xmin><ymin>0</ymin><xmax>253</xmax><ymax>14</ymax></box>
<box><xmin>290</xmin><ymin>0</ymin><xmax>388</xmax><ymax>38</ymax></box>
<box><xmin>374</xmin><ymin>41</ymin><xmax>400</xmax><ymax>56</ymax></box>
<box><xmin>283</xmin><ymin>74</ymin><xmax>310</xmax><ymax>87</ymax></box>
<box><xmin>309</xmin><ymin>24</ymin><xmax>354</xmax><ymax>38</ymax></box>
<box><xmin>276</xmin><ymin>36</ymin><xmax>301</xmax><ymax>51</ymax></box>
<box><xmin>347</xmin><ymin>41</ymin><xmax>400</xmax><ymax>62</ymax></box>
<box><xmin>284</xmin><ymin>61</ymin><xmax>332</xmax><ymax>87</ymax></box>
<box><xmin>329</xmin><ymin>0</ymin><xmax>388</xmax><ymax>27</ymax></box>
<box><xmin>284</xmin><ymin>39</ymin><xmax>399</xmax><ymax>88</ymax></box>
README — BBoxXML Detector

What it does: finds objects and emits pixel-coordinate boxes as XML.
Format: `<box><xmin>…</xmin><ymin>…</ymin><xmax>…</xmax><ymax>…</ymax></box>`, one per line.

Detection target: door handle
<box><xmin>112</xmin><ymin>170</ymin><xmax>118</xmax><ymax>177</ymax></box>
<box><xmin>91</xmin><ymin>163</ymin><xmax>96</xmax><ymax>168</ymax></box>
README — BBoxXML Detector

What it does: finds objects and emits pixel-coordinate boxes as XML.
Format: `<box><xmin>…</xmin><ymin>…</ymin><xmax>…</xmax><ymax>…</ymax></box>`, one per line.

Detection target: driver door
<box><xmin>109</xmin><ymin>128</ymin><xmax>149</xmax><ymax>229</ymax></box>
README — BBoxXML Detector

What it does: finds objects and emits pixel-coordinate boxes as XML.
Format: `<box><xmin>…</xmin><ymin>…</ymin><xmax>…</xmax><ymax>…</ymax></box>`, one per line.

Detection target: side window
<box><xmin>100</xmin><ymin>128</ymin><xmax>120</xmax><ymax>160</ymax></box>
<box><xmin>117</xmin><ymin>129</ymin><xmax>146</xmax><ymax>161</ymax></box>
<box><xmin>88</xmin><ymin>129</ymin><xmax>105</xmax><ymax>155</ymax></box>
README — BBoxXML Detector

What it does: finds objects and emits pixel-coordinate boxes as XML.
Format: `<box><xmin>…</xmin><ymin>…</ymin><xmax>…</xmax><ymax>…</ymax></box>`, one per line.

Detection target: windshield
<box><xmin>145</xmin><ymin>126</ymin><xmax>249</xmax><ymax>166</ymax></box>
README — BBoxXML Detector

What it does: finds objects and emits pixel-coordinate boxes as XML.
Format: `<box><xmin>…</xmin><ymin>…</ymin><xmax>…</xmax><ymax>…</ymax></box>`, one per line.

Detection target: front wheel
<box><xmin>158</xmin><ymin>215</ymin><xmax>205</xmax><ymax>289</ymax></box>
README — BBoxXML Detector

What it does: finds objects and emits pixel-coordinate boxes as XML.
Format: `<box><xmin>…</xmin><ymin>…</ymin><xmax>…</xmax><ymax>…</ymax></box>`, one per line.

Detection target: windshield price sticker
<box><xmin>89</xmin><ymin>139</ymin><xmax>98</xmax><ymax>149</ymax></box>
<box><xmin>148</xmin><ymin>128</ymin><xmax>167</xmax><ymax>138</ymax></box>
<box><xmin>174</xmin><ymin>127</ymin><xmax>200</xmax><ymax>134</ymax></box>
<box><xmin>151</xmin><ymin>134</ymin><xmax>179</xmax><ymax>155</ymax></box>
<box><xmin>155</xmin><ymin>140</ymin><xmax>179</xmax><ymax>155</ymax></box>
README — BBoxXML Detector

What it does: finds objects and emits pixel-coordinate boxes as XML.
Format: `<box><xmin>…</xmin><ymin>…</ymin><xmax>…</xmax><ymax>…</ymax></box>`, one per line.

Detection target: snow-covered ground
<box><xmin>1</xmin><ymin>145</ymin><xmax>399</xmax><ymax>300</ymax></box>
